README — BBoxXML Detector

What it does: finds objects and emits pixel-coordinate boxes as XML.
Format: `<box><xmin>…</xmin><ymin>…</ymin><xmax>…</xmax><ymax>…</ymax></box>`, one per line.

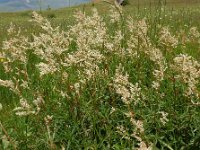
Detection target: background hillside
<box><xmin>0</xmin><ymin>0</ymin><xmax>90</xmax><ymax>12</ymax></box>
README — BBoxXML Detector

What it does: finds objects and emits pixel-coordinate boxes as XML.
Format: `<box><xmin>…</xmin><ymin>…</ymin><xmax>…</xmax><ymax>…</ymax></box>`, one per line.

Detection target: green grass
<box><xmin>0</xmin><ymin>0</ymin><xmax>200</xmax><ymax>149</ymax></box>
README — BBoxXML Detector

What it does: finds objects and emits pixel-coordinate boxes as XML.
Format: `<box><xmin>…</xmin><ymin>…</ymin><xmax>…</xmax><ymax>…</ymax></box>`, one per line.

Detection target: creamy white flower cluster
<box><xmin>189</xmin><ymin>27</ymin><xmax>200</xmax><ymax>39</ymax></box>
<box><xmin>66</xmin><ymin>8</ymin><xmax>106</xmax><ymax>82</ymax></box>
<box><xmin>113</xmin><ymin>64</ymin><xmax>152</xmax><ymax>150</ymax></box>
<box><xmin>113</xmin><ymin>64</ymin><xmax>141</xmax><ymax>105</ymax></box>
<box><xmin>173</xmin><ymin>54</ymin><xmax>200</xmax><ymax>99</ymax></box>
<box><xmin>148</xmin><ymin>48</ymin><xmax>167</xmax><ymax>90</ymax></box>
<box><xmin>127</xmin><ymin>18</ymin><xmax>151</xmax><ymax>55</ymax></box>
<box><xmin>30</xmin><ymin>12</ymin><xmax>70</xmax><ymax>77</ymax></box>
<box><xmin>109</xmin><ymin>1</ymin><xmax>122</xmax><ymax>23</ymax></box>
<box><xmin>127</xmin><ymin>19</ymin><xmax>167</xmax><ymax>90</ymax></box>
<box><xmin>2</xmin><ymin>24</ymin><xmax>29</xmax><ymax>64</ymax></box>
<box><xmin>13</xmin><ymin>96</ymin><xmax>44</xmax><ymax>116</ymax></box>
<box><xmin>159</xmin><ymin>26</ymin><xmax>178</xmax><ymax>49</ymax></box>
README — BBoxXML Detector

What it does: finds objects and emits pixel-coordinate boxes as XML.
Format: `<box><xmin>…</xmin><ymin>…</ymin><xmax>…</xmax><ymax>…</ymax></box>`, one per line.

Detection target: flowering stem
<box><xmin>0</xmin><ymin>122</ymin><xmax>17</xmax><ymax>150</ymax></box>
<box><xmin>25</xmin><ymin>116</ymin><xmax>29</xmax><ymax>150</ymax></box>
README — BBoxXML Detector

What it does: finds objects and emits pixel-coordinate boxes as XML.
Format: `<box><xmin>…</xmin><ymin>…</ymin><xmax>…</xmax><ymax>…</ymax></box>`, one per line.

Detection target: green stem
<box><xmin>25</xmin><ymin>116</ymin><xmax>29</xmax><ymax>150</ymax></box>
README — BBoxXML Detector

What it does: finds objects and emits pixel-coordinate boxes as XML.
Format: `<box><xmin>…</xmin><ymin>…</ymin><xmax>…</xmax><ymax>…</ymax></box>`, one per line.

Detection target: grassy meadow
<box><xmin>0</xmin><ymin>0</ymin><xmax>200</xmax><ymax>149</ymax></box>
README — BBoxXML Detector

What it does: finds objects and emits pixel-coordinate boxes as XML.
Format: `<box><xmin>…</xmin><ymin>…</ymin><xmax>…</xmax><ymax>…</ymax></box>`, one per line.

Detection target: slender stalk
<box><xmin>39</xmin><ymin>0</ymin><xmax>42</xmax><ymax>12</ymax></box>
<box><xmin>25</xmin><ymin>116</ymin><xmax>29</xmax><ymax>150</ymax></box>
<box><xmin>0</xmin><ymin>122</ymin><xmax>17</xmax><ymax>150</ymax></box>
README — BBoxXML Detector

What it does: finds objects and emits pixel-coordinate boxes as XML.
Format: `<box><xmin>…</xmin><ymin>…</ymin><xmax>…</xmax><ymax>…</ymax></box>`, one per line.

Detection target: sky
<box><xmin>0</xmin><ymin>0</ymin><xmax>91</xmax><ymax>12</ymax></box>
